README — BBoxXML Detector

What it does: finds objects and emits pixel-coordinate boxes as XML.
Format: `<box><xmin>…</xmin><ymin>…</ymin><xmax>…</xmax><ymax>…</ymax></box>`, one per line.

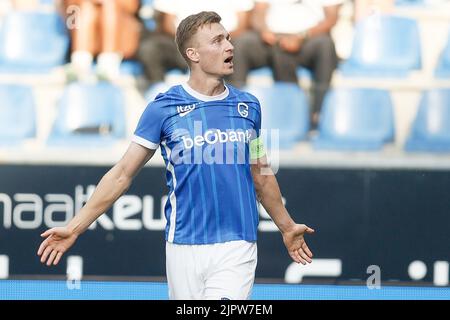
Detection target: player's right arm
<box><xmin>37</xmin><ymin>142</ymin><xmax>156</xmax><ymax>266</ymax></box>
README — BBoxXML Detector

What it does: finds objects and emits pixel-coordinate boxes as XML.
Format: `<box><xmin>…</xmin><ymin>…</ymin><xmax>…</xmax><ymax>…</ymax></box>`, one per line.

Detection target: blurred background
<box><xmin>0</xmin><ymin>0</ymin><xmax>450</xmax><ymax>293</ymax></box>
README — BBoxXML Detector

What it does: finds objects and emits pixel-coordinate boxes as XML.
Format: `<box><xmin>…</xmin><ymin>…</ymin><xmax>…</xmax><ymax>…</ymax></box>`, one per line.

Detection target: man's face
<box><xmin>190</xmin><ymin>23</ymin><xmax>234</xmax><ymax>76</ymax></box>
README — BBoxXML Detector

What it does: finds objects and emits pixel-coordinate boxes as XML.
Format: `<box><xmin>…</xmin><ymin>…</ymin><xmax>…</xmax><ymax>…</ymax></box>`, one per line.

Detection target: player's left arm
<box><xmin>251</xmin><ymin>154</ymin><xmax>315</xmax><ymax>265</ymax></box>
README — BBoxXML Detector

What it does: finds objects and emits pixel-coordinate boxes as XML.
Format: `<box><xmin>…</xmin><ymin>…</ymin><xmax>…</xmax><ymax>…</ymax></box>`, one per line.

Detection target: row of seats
<box><xmin>247</xmin><ymin>83</ymin><xmax>450</xmax><ymax>152</ymax></box>
<box><xmin>0</xmin><ymin>82</ymin><xmax>125</xmax><ymax>147</ymax></box>
<box><xmin>0</xmin><ymin>11</ymin><xmax>69</xmax><ymax>73</ymax></box>
<box><xmin>0</xmin><ymin>10</ymin><xmax>449</xmax><ymax>77</ymax></box>
<box><xmin>1</xmin><ymin>82</ymin><xmax>450</xmax><ymax>152</ymax></box>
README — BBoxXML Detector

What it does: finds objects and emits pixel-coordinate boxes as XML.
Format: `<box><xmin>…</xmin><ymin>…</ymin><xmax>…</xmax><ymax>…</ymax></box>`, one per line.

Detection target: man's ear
<box><xmin>186</xmin><ymin>47</ymin><xmax>199</xmax><ymax>64</ymax></box>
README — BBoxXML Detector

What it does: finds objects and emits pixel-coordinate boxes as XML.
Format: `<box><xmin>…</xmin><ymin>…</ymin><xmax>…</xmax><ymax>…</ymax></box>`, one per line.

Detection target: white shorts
<box><xmin>165</xmin><ymin>240</ymin><xmax>257</xmax><ymax>300</ymax></box>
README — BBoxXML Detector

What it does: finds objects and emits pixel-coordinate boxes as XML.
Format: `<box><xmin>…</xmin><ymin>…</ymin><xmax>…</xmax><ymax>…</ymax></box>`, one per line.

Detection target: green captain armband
<box><xmin>250</xmin><ymin>136</ymin><xmax>266</xmax><ymax>160</ymax></box>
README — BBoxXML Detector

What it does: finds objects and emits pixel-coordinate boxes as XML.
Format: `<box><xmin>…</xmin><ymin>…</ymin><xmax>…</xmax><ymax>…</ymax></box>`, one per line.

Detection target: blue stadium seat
<box><xmin>139</xmin><ymin>0</ymin><xmax>156</xmax><ymax>31</ymax></box>
<box><xmin>405</xmin><ymin>89</ymin><xmax>450</xmax><ymax>152</ymax></box>
<box><xmin>248</xmin><ymin>67</ymin><xmax>273</xmax><ymax>78</ymax></box>
<box><xmin>144</xmin><ymin>81</ymin><xmax>172</xmax><ymax>102</ymax></box>
<box><xmin>48</xmin><ymin>82</ymin><xmax>126</xmax><ymax>146</ymax></box>
<box><xmin>120</xmin><ymin>60</ymin><xmax>144</xmax><ymax>76</ymax></box>
<box><xmin>395</xmin><ymin>0</ymin><xmax>425</xmax><ymax>6</ymax></box>
<box><xmin>0</xmin><ymin>11</ymin><xmax>69</xmax><ymax>73</ymax></box>
<box><xmin>339</xmin><ymin>15</ymin><xmax>421</xmax><ymax>77</ymax></box>
<box><xmin>0</xmin><ymin>85</ymin><xmax>36</xmax><ymax>145</ymax></box>
<box><xmin>244</xmin><ymin>82</ymin><xmax>310</xmax><ymax>149</ymax></box>
<box><xmin>93</xmin><ymin>59</ymin><xmax>144</xmax><ymax>76</ymax></box>
<box><xmin>248</xmin><ymin>67</ymin><xmax>312</xmax><ymax>80</ymax></box>
<box><xmin>435</xmin><ymin>29</ymin><xmax>450</xmax><ymax>78</ymax></box>
<box><xmin>313</xmin><ymin>88</ymin><xmax>395</xmax><ymax>151</ymax></box>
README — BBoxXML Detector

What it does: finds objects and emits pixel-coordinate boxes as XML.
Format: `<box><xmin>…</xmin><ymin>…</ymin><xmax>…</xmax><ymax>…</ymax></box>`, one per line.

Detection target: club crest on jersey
<box><xmin>177</xmin><ymin>104</ymin><xmax>196</xmax><ymax>117</ymax></box>
<box><xmin>237</xmin><ymin>102</ymin><xmax>249</xmax><ymax>118</ymax></box>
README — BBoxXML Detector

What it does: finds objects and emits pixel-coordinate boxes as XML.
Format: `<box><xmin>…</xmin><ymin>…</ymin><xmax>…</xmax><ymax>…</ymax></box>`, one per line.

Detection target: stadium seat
<box><xmin>48</xmin><ymin>82</ymin><xmax>126</xmax><ymax>146</ymax></box>
<box><xmin>244</xmin><ymin>82</ymin><xmax>310</xmax><ymax>149</ymax></box>
<box><xmin>395</xmin><ymin>0</ymin><xmax>425</xmax><ymax>6</ymax></box>
<box><xmin>120</xmin><ymin>60</ymin><xmax>144</xmax><ymax>76</ymax></box>
<box><xmin>339</xmin><ymin>15</ymin><xmax>421</xmax><ymax>77</ymax></box>
<box><xmin>93</xmin><ymin>59</ymin><xmax>144</xmax><ymax>76</ymax></box>
<box><xmin>0</xmin><ymin>84</ymin><xmax>36</xmax><ymax>145</ymax></box>
<box><xmin>435</xmin><ymin>28</ymin><xmax>450</xmax><ymax>78</ymax></box>
<box><xmin>313</xmin><ymin>88</ymin><xmax>395</xmax><ymax>151</ymax></box>
<box><xmin>139</xmin><ymin>0</ymin><xmax>156</xmax><ymax>31</ymax></box>
<box><xmin>405</xmin><ymin>89</ymin><xmax>450</xmax><ymax>152</ymax></box>
<box><xmin>248</xmin><ymin>67</ymin><xmax>273</xmax><ymax>78</ymax></box>
<box><xmin>248</xmin><ymin>67</ymin><xmax>312</xmax><ymax>80</ymax></box>
<box><xmin>0</xmin><ymin>11</ymin><xmax>69</xmax><ymax>73</ymax></box>
<box><xmin>144</xmin><ymin>81</ymin><xmax>173</xmax><ymax>102</ymax></box>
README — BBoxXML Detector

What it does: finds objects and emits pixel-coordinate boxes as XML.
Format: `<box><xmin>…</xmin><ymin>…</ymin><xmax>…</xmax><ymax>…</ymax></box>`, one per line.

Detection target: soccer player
<box><xmin>37</xmin><ymin>11</ymin><xmax>315</xmax><ymax>300</ymax></box>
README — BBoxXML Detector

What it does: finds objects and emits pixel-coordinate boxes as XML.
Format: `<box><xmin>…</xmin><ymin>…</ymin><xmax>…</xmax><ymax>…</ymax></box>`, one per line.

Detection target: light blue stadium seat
<box><xmin>313</xmin><ymin>88</ymin><xmax>395</xmax><ymax>151</ymax></box>
<box><xmin>395</xmin><ymin>0</ymin><xmax>425</xmax><ymax>6</ymax></box>
<box><xmin>165</xmin><ymin>68</ymin><xmax>188</xmax><ymax>77</ymax></box>
<box><xmin>435</xmin><ymin>29</ymin><xmax>450</xmax><ymax>78</ymax></box>
<box><xmin>144</xmin><ymin>81</ymin><xmax>172</xmax><ymax>102</ymax></box>
<box><xmin>405</xmin><ymin>89</ymin><xmax>450</xmax><ymax>152</ymax></box>
<box><xmin>339</xmin><ymin>15</ymin><xmax>421</xmax><ymax>77</ymax></box>
<box><xmin>48</xmin><ymin>82</ymin><xmax>126</xmax><ymax>146</ymax></box>
<box><xmin>120</xmin><ymin>60</ymin><xmax>144</xmax><ymax>76</ymax></box>
<box><xmin>248</xmin><ymin>67</ymin><xmax>273</xmax><ymax>78</ymax></box>
<box><xmin>248</xmin><ymin>67</ymin><xmax>312</xmax><ymax>80</ymax></box>
<box><xmin>139</xmin><ymin>0</ymin><xmax>156</xmax><ymax>31</ymax></box>
<box><xmin>244</xmin><ymin>82</ymin><xmax>310</xmax><ymax>149</ymax></box>
<box><xmin>0</xmin><ymin>85</ymin><xmax>36</xmax><ymax>145</ymax></box>
<box><xmin>0</xmin><ymin>11</ymin><xmax>69</xmax><ymax>73</ymax></box>
<box><xmin>93</xmin><ymin>59</ymin><xmax>144</xmax><ymax>76</ymax></box>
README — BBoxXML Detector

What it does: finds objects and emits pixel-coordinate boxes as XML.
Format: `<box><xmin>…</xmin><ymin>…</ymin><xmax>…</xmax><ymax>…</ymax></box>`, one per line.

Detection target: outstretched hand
<box><xmin>282</xmin><ymin>224</ymin><xmax>315</xmax><ymax>265</ymax></box>
<box><xmin>37</xmin><ymin>227</ymin><xmax>78</xmax><ymax>266</ymax></box>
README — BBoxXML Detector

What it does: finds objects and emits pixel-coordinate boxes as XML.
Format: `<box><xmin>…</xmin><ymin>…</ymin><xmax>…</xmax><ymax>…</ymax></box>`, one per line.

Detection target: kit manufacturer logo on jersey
<box><xmin>237</xmin><ymin>102</ymin><xmax>249</xmax><ymax>118</ymax></box>
<box><xmin>177</xmin><ymin>104</ymin><xmax>196</xmax><ymax>117</ymax></box>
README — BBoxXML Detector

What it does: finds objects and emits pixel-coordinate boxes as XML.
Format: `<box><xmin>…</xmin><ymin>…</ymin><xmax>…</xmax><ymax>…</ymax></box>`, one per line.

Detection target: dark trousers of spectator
<box><xmin>136</xmin><ymin>30</ymin><xmax>188</xmax><ymax>84</ymax></box>
<box><xmin>229</xmin><ymin>31</ymin><xmax>338</xmax><ymax>129</ymax></box>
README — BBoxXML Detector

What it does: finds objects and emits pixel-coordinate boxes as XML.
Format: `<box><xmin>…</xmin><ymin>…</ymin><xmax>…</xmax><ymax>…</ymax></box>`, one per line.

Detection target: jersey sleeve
<box><xmin>132</xmin><ymin>101</ymin><xmax>166</xmax><ymax>150</ymax></box>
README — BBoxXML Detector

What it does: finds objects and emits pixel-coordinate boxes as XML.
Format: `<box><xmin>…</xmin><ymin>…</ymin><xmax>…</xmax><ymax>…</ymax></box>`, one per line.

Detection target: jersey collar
<box><xmin>181</xmin><ymin>82</ymin><xmax>229</xmax><ymax>102</ymax></box>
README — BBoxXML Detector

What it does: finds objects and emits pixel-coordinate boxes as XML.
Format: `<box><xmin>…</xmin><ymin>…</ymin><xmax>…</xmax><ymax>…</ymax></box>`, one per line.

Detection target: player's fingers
<box><xmin>46</xmin><ymin>250</ymin><xmax>58</xmax><ymax>266</ymax></box>
<box><xmin>37</xmin><ymin>238</ymin><xmax>48</xmax><ymax>256</ymax></box>
<box><xmin>40</xmin><ymin>246</ymin><xmax>53</xmax><ymax>264</ymax></box>
<box><xmin>53</xmin><ymin>252</ymin><xmax>63</xmax><ymax>266</ymax></box>
<box><xmin>290</xmin><ymin>251</ymin><xmax>300</xmax><ymax>264</ymax></box>
<box><xmin>292</xmin><ymin>250</ymin><xmax>306</xmax><ymax>265</ymax></box>
<box><xmin>298</xmin><ymin>249</ymin><xmax>312</xmax><ymax>263</ymax></box>
<box><xmin>41</xmin><ymin>229</ymin><xmax>54</xmax><ymax>238</ymax></box>
<box><xmin>305</xmin><ymin>226</ymin><xmax>315</xmax><ymax>234</ymax></box>
<box><xmin>297</xmin><ymin>255</ymin><xmax>307</xmax><ymax>265</ymax></box>
<box><xmin>302</xmin><ymin>242</ymin><xmax>313</xmax><ymax>258</ymax></box>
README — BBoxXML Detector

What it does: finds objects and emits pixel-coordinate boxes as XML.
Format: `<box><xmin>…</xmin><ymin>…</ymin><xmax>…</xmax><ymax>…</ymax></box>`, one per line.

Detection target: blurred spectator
<box><xmin>229</xmin><ymin>0</ymin><xmax>344</xmax><ymax>130</ymax></box>
<box><xmin>0</xmin><ymin>1</ymin><xmax>13</xmax><ymax>18</ymax></box>
<box><xmin>137</xmin><ymin>0</ymin><xmax>254</xmax><ymax>84</ymax></box>
<box><xmin>10</xmin><ymin>0</ymin><xmax>41</xmax><ymax>10</ymax></box>
<box><xmin>59</xmin><ymin>0</ymin><xmax>141</xmax><ymax>81</ymax></box>
<box><xmin>1</xmin><ymin>0</ymin><xmax>41</xmax><ymax>14</ymax></box>
<box><xmin>353</xmin><ymin>0</ymin><xmax>394</xmax><ymax>22</ymax></box>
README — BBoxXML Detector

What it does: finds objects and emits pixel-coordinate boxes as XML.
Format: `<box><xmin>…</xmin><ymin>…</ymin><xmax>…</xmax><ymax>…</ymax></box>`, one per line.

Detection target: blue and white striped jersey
<box><xmin>133</xmin><ymin>83</ymin><xmax>262</xmax><ymax>244</ymax></box>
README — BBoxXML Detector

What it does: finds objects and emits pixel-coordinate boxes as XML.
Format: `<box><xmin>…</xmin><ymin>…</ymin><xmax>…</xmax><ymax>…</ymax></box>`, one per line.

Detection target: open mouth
<box><xmin>224</xmin><ymin>56</ymin><xmax>233</xmax><ymax>64</ymax></box>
